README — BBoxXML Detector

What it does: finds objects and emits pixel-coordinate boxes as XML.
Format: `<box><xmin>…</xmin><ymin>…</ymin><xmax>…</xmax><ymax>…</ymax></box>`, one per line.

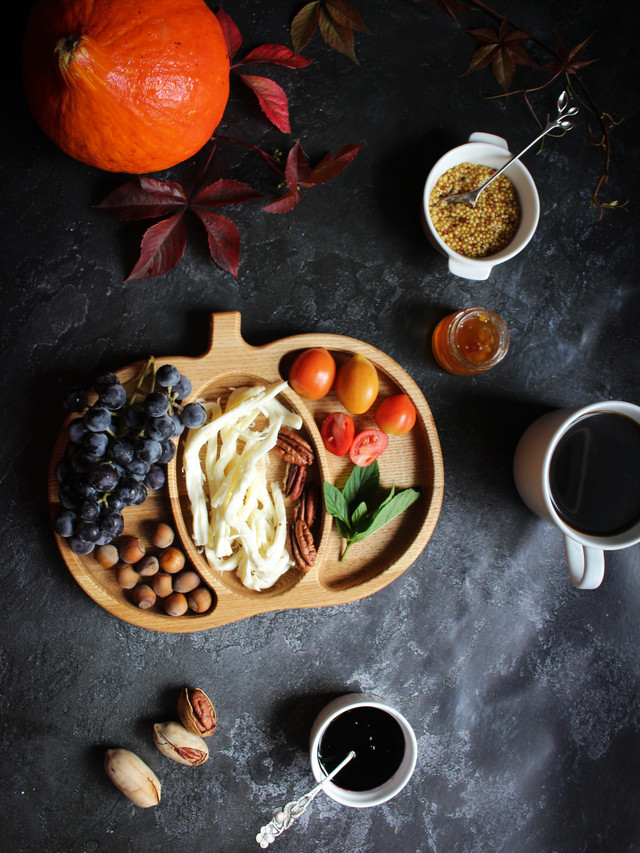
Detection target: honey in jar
<box><xmin>432</xmin><ymin>307</ymin><xmax>509</xmax><ymax>375</ymax></box>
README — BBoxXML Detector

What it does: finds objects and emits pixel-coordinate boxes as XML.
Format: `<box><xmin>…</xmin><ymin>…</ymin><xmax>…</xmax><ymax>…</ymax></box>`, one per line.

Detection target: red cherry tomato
<box><xmin>321</xmin><ymin>412</ymin><xmax>355</xmax><ymax>456</ymax></box>
<box><xmin>334</xmin><ymin>353</ymin><xmax>379</xmax><ymax>414</ymax></box>
<box><xmin>288</xmin><ymin>348</ymin><xmax>336</xmax><ymax>400</ymax></box>
<box><xmin>349</xmin><ymin>429</ymin><xmax>389</xmax><ymax>467</ymax></box>
<box><xmin>374</xmin><ymin>394</ymin><xmax>417</xmax><ymax>435</ymax></box>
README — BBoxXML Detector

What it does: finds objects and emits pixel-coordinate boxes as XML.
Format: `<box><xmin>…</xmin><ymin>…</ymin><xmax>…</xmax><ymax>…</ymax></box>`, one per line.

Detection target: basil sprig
<box><xmin>323</xmin><ymin>461</ymin><xmax>420</xmax><ymax>561</ymax></box>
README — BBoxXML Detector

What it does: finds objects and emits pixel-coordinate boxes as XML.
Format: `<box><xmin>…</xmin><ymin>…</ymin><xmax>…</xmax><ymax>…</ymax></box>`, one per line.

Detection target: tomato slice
<box><xmin>349</xmin><ymin>429</ymin><xmax>389</xmax><ymax>467</ymax></box>
<box><xmin>321</xmin><ymin>412</ymin><xmax>355</xmax><ymax>456</ymax></box>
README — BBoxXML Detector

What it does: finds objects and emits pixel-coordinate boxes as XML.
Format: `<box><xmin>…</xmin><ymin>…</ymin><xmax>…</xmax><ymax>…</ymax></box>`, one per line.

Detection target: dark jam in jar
<box><xmin>317</xmin><ymin>706</ymin><xmax>406</xmax><ymax>791</ymax></box>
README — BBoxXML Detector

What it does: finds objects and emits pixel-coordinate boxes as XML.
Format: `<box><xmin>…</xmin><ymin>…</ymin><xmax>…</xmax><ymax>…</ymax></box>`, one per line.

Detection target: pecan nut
<box><xmin>293</xmin><ymin>481</ymin><xmax>319</xmax><ymax>527</ymax></box>
<box><xmin>285</xmin><ymin>463</ymin><xmax>307</xmax><ymax>501</ymax></box>
<box><xmin>178</xmin><ymin>687</ymin><xmax>217</xmax><ymax>737</ymax></box>
<box><xmin>274</xmin><ymin>427</ymin><xmax>314</xmax><ymax>467</ymax></box>
<box><xmin>289</xmin><ymin>518</ymin><xmax>316</xmax><ymax>572</ymax></box>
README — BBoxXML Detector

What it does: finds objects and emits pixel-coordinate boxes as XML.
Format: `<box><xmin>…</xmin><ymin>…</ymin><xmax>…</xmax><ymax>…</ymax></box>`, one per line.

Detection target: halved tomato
<box><xmin>321</xmin><ymin>412</ymin><xmax>355</xmax><ymax>456</ymax></box>
<box><xmin>349</xmin><ymin>429</ymin><xmax>388</xmax><ymax>467</ymax></box>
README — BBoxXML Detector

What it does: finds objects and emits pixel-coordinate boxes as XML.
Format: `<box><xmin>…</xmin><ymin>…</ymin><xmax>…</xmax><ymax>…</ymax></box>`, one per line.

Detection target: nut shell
<box><xmin>104</xmin><ymin>748</ymin><xmax>161</xmax><ymax>808</ymax></box>
<box><xmin>153</xmin><ymin>721</ymin><xmax>209</xmax><ymax>766</ymax></box>
<box><xmin>178</xmin><ymin>687</ymin><xmax>217</xmax><ymax>737</ymax></box>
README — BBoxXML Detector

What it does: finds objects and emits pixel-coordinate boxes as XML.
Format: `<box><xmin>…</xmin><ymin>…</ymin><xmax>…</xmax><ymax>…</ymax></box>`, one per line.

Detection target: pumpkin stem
<box><xmin>55</xmin><ymin>34</ymin><xmax>89</xmax><ymax>73</ymax></box>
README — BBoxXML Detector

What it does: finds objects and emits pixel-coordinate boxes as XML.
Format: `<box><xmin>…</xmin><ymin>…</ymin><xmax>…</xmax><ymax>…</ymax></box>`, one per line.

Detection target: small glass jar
<box><xmin>431</xmin><ymin>307</ymin><xmax>509</xmax><ymax>375</ymax></box>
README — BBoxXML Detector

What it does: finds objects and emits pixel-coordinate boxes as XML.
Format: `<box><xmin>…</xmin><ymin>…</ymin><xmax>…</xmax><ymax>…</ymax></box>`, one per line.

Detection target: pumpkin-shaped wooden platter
<box><xmin>48</xmin><ymin>312</ymin><xmax>444</xmax><ymax>632</ymax></box>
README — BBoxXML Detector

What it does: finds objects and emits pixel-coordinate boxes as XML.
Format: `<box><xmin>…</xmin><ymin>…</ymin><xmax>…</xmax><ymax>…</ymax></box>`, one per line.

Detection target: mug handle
<box><xmin>563</xmin><ymin>536</ymin><xmax>605</xmax><ymax>589</ymax></box>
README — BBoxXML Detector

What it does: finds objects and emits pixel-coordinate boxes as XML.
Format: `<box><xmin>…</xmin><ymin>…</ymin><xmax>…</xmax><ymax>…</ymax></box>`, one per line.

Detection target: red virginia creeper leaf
<box><xmin>263</xmin><ymin>188</ymin><xmax>303</xmax><ymax>214</ymax></box>
<box><xmin>302</xmin><ymin>143</ymin><xmax>364</xmax><ymax>186</ymax></box>
<box><xmin>125</xmin><ymin>212</ymin><xmax>187</xmax><ymax>281</ymax></box>
<box><xmin>291</xmin><ymin>2</ymin><xmax>320</xmax><ymax>54</ymax></box>
<box><xmin>492</xmin><ymin>48</ymin><xmax>515</xmax><ymax>91</ymax></box>
<box><xmin>318</xmin><ymin>5</ymin><xmax>358</xmax><ymax>64</ymax></box>
<box><xmin>546</xmin><ymin>34</ymin><xmax>596</xmax><ymax>75</ymax></box>
<box><xmin>215</xmin><ymin>8</ymin><xmax>242</xmax><ymax>61</ymax></box>
<box><xmin>95</xmin><ymin>178</ymin><xmax>187</xmax><ymax>221</ymax></box>
<box><xmin>234</xmin><ymin>72</ymin><xmax>291</xmax><ymax>133</ymax></box>
<box><xmin>191</xmin><ymin>179</ymin><xmax>262</xmax><ymax>207</ymax></box>
<box><xmin>285</xmin><ymin>141</ymin><xmax>312</xmax><ymax>189</ymax></box>
<box><xmin>240</xmin><ymin>44</ymin><xmax>313</xmax><ymax>69</ymax></box>
<box><xmin>325</xmin><ymin>0</ymin><xmax>371</xmax><ymax>34</ymax></box>
<box><xmin>192</xmin><ymin>209</ymin><xmax>241</xmax><ymax>277</ymax></box>
<box><xmin>463</xmin><ymin>44</ymin><xmax>498</xmax><ymax>75</ymax></box>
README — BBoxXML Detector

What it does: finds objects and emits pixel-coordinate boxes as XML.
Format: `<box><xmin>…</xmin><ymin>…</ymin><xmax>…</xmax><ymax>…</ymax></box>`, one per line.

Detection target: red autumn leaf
<box><xmin>125</xmin><ymin>212</ymin><xmax>187</xmax><ymax>281</ymax></box>
<box><xmin>318</xmin><ymin>5</ymin><xmax>358</xmax><ymax>64</ymax></box>
<box><xmin>545</xmin><ymin>34</ymin><xmax>596</xmax><ymax>75</ymax></box>
<box><xmin>95</xmin><ymin>178</ymin><xmax>187</xmax><ymax>221</ymax></box>
<box><xmin>285</xmin><ymin>141</ymin><xmax>312</xmax><ymax>188</ymax></box>
<box><xmin>240</xmin><ymin>44</ymin><xmax>313</xmax><ymax>69</ymax></box>
<box><xmin>291</xmin><ymin>1</ymin><xmax>320</xmax><ymax>53</ymax></box>
<box><xmin>191</xmin><ymin>209</ymin><xmax>241</xmax><ymax>278</ymax></box>
<box><xmin>234</xmin><ymin>72</ymin><xmax>291</xmax><ymax>133</ymax></box>
<box><xmin>303</xmin><ymin>143</ymin><xmax>364</xmax><ymax>186</ymax></box>
<box><xmin>263</xmin><ymin>188</ymin><xmax>303</xmax><ymax>214</ymax></box>
<box><xmin>215</xmin><ymin>8</ymin><xmax>243</xmax><ymax>61</ymax></box>
<box><xmin>191</xmin><ymin>179</ymin><xmax>262</xmax><ymax>207</ymax></box>
<box><xmin>325</xmin><ymin>0</ymin><xmax>371</xmax><ymax>34</ymax></box>
<box><xmin>464</xmin><ymin>20</ymin><xmax>536</xmax><ymax>90</ymax></box>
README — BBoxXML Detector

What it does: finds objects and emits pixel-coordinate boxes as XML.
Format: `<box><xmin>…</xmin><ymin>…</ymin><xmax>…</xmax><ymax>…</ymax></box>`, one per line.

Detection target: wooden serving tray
<box><xmin>48</xmin><ymin>312</ymin><xmax>444</xmax><ymax>632</ymax></box>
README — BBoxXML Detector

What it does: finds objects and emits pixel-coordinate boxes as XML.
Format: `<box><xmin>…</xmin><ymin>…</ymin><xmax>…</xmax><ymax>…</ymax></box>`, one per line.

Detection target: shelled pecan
<box><xmin>288</xmin><ymin>518</ymin><xmax>316</xmax><ymax>572</ymax></box>
<box><xmin>285</xmin><ymin>462</ymin><xmax>307</xmax><ymax>501</ymax></box>
<box><xmin>274</xmin><ymin>426</ymin><xmax>314</xmax><ymax>467</ymax></box>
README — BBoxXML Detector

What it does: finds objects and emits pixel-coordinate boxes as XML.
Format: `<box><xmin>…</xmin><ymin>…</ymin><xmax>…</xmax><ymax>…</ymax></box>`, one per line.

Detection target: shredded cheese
<box><xmin>183</xmin><ymin>382</ymin><xmax>303</xmax><ymax>591</ymax></box>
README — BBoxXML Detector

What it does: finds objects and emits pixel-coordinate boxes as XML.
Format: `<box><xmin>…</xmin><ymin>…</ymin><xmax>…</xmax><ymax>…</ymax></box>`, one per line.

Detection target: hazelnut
<box><xmin>137</xmin><ymin>554</ymin><xmax>159</xmax><ymax>577</ymax></box>
<box><xmin>151</xmin><ymin>572</ymin><xmax>174</xmax><ymax>598</ymax></box>
<box><xmin>94</xmin><ymin>543</ymin><xmax>119</xmax><ymax>568</ymax></box>
<box><xmin>173</xmin><ymin>570</ymin><xmax>201</xmax><ymax>593</ymax></box>
<box><xmin>164</xmin><ymin>592</ymin><xmax>188</xmax><ymax>617</ymax></box>
<box><xmin>131</xmin><ymin>584</ymin><xmax>156</xmax><ymax>610</ymax></box>
<box><xmin>119</xmin><ymin>536</ymin><xmax>146</xmax><ymax>564</ymax></box>
<box><xmin>152</xmin><ymin>522</ymin><xmax>175</xmax><ymax>549</ymax></box>
<box><xmin>187</xmin><ymin>586</ymin><xmax>213</xmax><ymax>614</ymax></box>
<box><xmin>116</xmin><ymin>563</ymin><xmax>140</xmax><ymax>590</ymax></box>
<box><xmin>159</xmin><ymin>546</ymin><xmax>185</xmax><ymax>574</ymax></box>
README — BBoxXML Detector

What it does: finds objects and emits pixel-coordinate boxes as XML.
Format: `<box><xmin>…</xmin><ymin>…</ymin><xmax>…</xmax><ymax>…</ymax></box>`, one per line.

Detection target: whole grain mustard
<box><xmin>429</xmin><ymin>163</ymin><xmax>520</xmax><ymax>258</ymax></box>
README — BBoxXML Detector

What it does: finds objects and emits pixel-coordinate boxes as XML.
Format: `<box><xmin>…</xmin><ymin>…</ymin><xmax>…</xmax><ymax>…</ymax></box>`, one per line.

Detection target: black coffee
<box><xmin>549</xmin><ymin>412</ymin><xmax>640</xmax><ymax>536</ymax></box>
<box><xmin>317</xmin><ymin>706</ymin><xmax>405</xmax><ymax>791</ymax></box>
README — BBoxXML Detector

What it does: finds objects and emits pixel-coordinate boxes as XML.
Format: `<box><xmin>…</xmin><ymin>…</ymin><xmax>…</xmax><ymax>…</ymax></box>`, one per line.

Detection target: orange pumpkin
<box><xmin>22</xmin><ymin>0</ymin><xmax>230</xmax><ymax>173</ymax></box>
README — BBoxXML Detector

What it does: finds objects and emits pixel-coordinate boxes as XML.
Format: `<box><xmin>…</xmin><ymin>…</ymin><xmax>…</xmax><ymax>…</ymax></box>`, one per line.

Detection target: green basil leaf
<box><xmin>342</xmin><ymin>460</ymin><xmax>379</xmax><ymax>509</ymax></box>
<box><xmin>323</xmin><ymin>481</ymin><xmax>350</xmax><ymax>525</ymax></box>
<box><xmin>350</xmin><ymin>500</ymin><xmax>370</xmax><ymax>532</ymax></box>
<box><xmin>335</xmin><ymin>518</ymin><xmax>352</xmax><ymax>540</ymax></box>
<box><xmin>350</xmin><ymin>488</ymin><xmax>420</xmax><ymax>543</ymax></box>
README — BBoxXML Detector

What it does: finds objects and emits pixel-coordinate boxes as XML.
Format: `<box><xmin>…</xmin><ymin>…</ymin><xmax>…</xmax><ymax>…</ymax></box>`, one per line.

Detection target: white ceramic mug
<box><xmin>309</xmin><ymin>693</ymin><xmax>417</xmax><ymax>808</ymax></box>
<box><xmin>421</xmin><ymin>132</ymin><xmax>540</xmax><ymax>280</ymax></box>
<box><xmin>513</xmin><ymin>401</ymin><xmax>640</xmax><ymax>589</ymax></box>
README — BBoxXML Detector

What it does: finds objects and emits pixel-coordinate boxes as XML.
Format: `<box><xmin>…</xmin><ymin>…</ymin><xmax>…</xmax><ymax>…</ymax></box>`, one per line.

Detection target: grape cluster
<box><xmin>53</xmin><ymin>360</ymin><xmax>206</xmax><ymax>555</ymax></box>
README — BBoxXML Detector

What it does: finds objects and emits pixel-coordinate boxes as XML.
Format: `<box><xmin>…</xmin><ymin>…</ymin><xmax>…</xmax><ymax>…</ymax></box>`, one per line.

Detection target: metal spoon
<box><xmin>256</xmin><ymin>750</ymin><xmax>356</xmax><ymax>848</ymax></box>
<box><xmin>436</xmin><ymin>91</ymin><xmax>578</xmax><ymax>207</ymax></box>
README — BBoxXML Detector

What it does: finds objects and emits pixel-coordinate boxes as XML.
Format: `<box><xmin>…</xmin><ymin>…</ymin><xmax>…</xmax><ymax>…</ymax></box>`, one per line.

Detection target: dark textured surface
<box><xmin>3</xmin><ymin>2</ymin><xmax>640</xmax><ymax>852</ymax></box>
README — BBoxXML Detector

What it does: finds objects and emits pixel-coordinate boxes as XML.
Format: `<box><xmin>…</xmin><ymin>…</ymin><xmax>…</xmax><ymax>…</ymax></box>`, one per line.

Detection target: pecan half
<box><xmin>285</xmin><ymin>462</ymin><xmax>307</xmax><ymax>501</ymax></box>
<box><xmin>293</xmin><ymin>481</ymin><xmax>319</xmax><ymax>527</ymax></box>
<box><xmin>289</xmin><ymin>518</ymin><xmax>316</xmax><ymax>572</ymax></box>
<box><xmin>274</xmin><ymin>426</ymin><xmax>314</xmax><ymax>467</ymax></box>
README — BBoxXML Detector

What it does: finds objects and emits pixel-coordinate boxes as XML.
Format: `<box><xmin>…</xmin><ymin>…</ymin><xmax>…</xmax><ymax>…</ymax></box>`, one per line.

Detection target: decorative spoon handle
<box><xmin>256</xmin><ymin>751</ymin><xmax>356</xmax><ymax>848</ymax></box>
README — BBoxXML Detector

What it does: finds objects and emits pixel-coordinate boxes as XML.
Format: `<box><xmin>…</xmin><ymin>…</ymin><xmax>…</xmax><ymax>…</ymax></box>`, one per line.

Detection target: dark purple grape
<box><xmin>78</xmin><ymin>498</ymin><xmax>100</xmax><ymax>521</ymax></box>
<box><xmin>136</xmin><ymin>438</ymin><xmax>162</xmax><ymax>465</ymax></box>
<box><xmin>84</xmin><ymin>406</ymin><xmax>112</xmax><ymax>433</ymax></box>
<box><xmin>68</xmin><ymin>419</ymin><xmax>89</xmax><ymax>444</ymax></box>
<box><xmin>53</xmin><ymin>510</ymin><xmax>76</xmax><ymax>537</ymax></box>
<box><xmin>62</xmin><ymin>386</ymin><xmax>89</xmax><ymax>413</ymax></box>
<box><xmin>144</xmin><ymin>465</ymin><xmax>166</xmax><ymax>490</ymax></box>
<box><xmin>123</xmin><ymin>404</ymin><xmax>147</xmax><ymax>432</ymax></box>
<box><xmin>95</xmin><ymin>372</ymin><xmax>119</xmax><ymax>393</ymax></box>
<box><xmin>145</xmin><ymin>391</ymin><xmax>170</xmax><ymax>418</ymax></box>
<box><xmin>99</xmin><ymin>382</ymin><xmax>127</xmax><ymax>410</ymax></box>
<box><xmin>172</xmin><ymin>375</ymin><xmax>192</xmax><ymax>400</ymax></box>
<box><xmin>127</xmin><ymin>457</ymin><xmax>149</xmax><ymax>481</ymax></box>
<box><xmin>83</xmin><ymin>431</ymin><xmax>109</xmax><ymax>457</ymax></box>
<box><xmin>159</xmin><ymin>439</ymin><xmax>176</xmax><ymax>464</ymax></box>
<box><xmin>76</xmin><ymin>520</ymin><xmax>101</xmax><ymax>543</ymax></box>
<box><xmin>100</xmin><ymin>509</ymin><xmax>124</xmax><ymax>538</ymax></box>
<box><xmin>109</xmin><ymin>437</ymin><xmax>135</xmax><ymax>466</ymax></box>
<box><xmin>59</xmin><ymin>482</ymin><xmax>78</xmax><ymax>509</ymax></box>
<box><xmin>55</xmin><ymin>459</ymin><xmax>73</xmax><ymax>483</ymax></box>
<box><xmin>106</xmin><ymin>493</ymin><xmax>126</xmax><ymax>512</ymax></box>
<box><xmin>129</xmin><ymin>481</ymin><xmax>147</xmax><ymax>506</ymax></box>
<box><xmin>69</xmin><ymin>536</ymin><xmax>95</xmax><ymax>555</ymax></box>
<box><xmin>170</xmin><ymin>413</ymin><xmax>185</xmax><ymax>437</ymax></box>
<box><xmin>156</xmin><ymin>364</ymin><xmax>180</xmax><ymax>387</ymax></box>
<box><xmin>146</xmin><ymin>415</ymin><xmax>175</xmax><ymax>441</ymax></box>
<box><xmin>87</xmin><ymin>462</ymin><xmax>120</xmax><ymax>492</ymax></box>
<box><xmin>180</xmin><ymin>402</ymin><xmax>206</xmax><ymax>429</ymax></box>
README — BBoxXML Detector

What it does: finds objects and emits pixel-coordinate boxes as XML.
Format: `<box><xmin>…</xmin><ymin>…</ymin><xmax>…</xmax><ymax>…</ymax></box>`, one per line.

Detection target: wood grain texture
<box><xmin>48</xmin><ymin>312</ymin><xmax>444</xmax><ymax>632</ymax></box>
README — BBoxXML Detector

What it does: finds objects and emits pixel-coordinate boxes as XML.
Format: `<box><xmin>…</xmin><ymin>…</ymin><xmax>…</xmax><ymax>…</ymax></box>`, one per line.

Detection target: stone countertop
<box><xmin>3</xmin><ymin>2</ymin><xmax>639</xmax><ymax>851</ymax></box>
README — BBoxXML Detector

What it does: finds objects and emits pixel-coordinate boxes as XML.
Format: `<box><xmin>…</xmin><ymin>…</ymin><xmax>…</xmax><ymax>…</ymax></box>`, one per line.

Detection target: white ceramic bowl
<box><xmin>309</xmin><ymin>693</ymin><xmax>418</xmax><ymax>808</ymax></box>
<box><xmin>421</xmin><ymin>132</ymin><xmax>540</xmax><ymax>280</ymax></box>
